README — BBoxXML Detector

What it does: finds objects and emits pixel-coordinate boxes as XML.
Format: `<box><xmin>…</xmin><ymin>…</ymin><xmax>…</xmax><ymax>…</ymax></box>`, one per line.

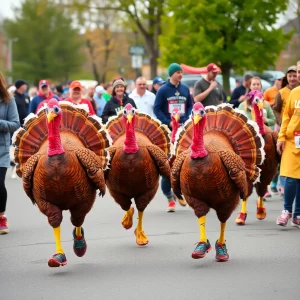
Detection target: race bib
<box><xmin>294</xmin><ymin>132</ymin><xmax>300</xmax><ymax>149</ymax></box>
<box><xmin>168</xmin><ymin>100</ymin><xmax>186</xmax><ymax>114</ymax></box>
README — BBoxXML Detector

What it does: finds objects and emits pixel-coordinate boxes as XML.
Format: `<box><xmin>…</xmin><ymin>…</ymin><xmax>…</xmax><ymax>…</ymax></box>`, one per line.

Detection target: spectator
<box><xmin>29</xmin><ymin>80</ymin><xmax>58</xmax><ymax>114</ymax></box>
<box><xmin>193</xmin><ymin>63</ymin><xmax>225</xmax><ymax>107</ymax></box>
<box><xmin>14</xmin><ymin>80</ymin><xmax>30</xmax><ymax>126</ymax></box>
<box><xmin>154</xmin><ymin>63</ymin><xmax>193</xmax><ymax>211</ymax></box>
<box><xmin>273</xmin><ymin>66</ymin><xmax>299</xmax><ymax>126</ymax></box>
<box><xmin>101</xmin><ymin>78</ymin><xmax>136</xmax><ymax>124</ymax></box>
<box><xmin>230</xmin><ymin>74</ymin><xmax>253</xmax><ymax>108</ymax></box>
<box><xmin>151</xmin><ymin>77</ymin><xmax>165</xmax><ymax>95</ymax></box>
<box><xmin>65</xmin><ymin>81</ymin><xmax>96</xmax><ymax>115</ymax></box>
<box><xmin>276</xmin><ymin>60</ymin><xmax>300</xmax><ymax>228</ymax></box>
<box><xmin>93</xmin><ymin>85</ymin><xmax>107</xmax><ymax>116</ymax></box>
<box><xmin>85</xmin><ymin>85</ymin><xmax>97</xmax><ymax>113</ymax></box>
<box><xmin>0</xmin><ymin>72</ymin><xmax>20</xmax><ymax>234</ymax></box>
<box><xmin>129</xmin><ymin>77</ymin><xmax>156</xmax><ymax>117</ymax></box>
<box><xmin>28</xmin><ymin>86</ymin><xmax>38</xmax><ymax>100</ymax></box>
<box><xmin>264</xmin><ymin>74</ymin><xmax>284</xmax><ymax>106</ymax></box>
<box><xmin>54</xmin><ymin>85</ymin><xmax>64</xmax><ymax>100</ymax></box>
<box><xmin>103</xmin><ymin>83</ymin><xmax>113</xmax><ymax>102</ymax></box>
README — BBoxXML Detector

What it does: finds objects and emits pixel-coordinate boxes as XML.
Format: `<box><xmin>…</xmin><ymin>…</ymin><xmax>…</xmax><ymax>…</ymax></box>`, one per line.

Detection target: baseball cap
<box><xmin>95</xmin><ymin>85</ymin><xmax>105</xmax><ymax>94</ymax></box>
<box><xmin>274</xmin><ymin>72</ymin><xmax>285</xmax><ymax>80</ymax></box>
<box><xmin>70</xmin><ymin>80</ymin><xmax>83</xmax><ymax>90</ymax></box>
<box><xmin>153</xmin><ymin>77</ymin><xmax>165</xmax><ymax>85</ymax></box>
<box><xmin>39</xmin><ymin>79</ymin><xmax>49</xmax><ymax>87</ymax></box>
<box><xmin>207</xmin><ymin>63</ymin><xmax>219</xmax><ymax>73</ymax></box>
<box><xmin>287</xmin><ymin>65</ymin><xmax>297</xmax><ymax>73</ymax></box>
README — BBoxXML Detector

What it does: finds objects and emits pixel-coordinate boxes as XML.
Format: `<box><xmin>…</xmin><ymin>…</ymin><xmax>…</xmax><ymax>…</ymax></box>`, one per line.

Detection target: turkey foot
<box><xmin>73</xmin><ymin>227</ymin><xmax>87</xmax><ymax>257</ymax></box>
<box><xmin>134</xmin><ymin>228</ymin><xmax>149</xmax><ymax>246</ymax></box>
<box><xmin>134</xmin><ymin>211</ymin><xmax>148</xmax><ymax>246</ymax></box>
<box><xmin>48</xmin><ymin>226</ymin><xmax>67</xmax><ymax>267</ymax></box>
<box><xmin>256</xmin><ymin>197</ymin><xmax>266</xmax><ymax>220</ymax></box>
<box><xmin>122</xmin><ymin>207</ymin><xmax>134</xmax><ymax>230</ymax></box>
<box><xmin>236</xmin><ymin>198</ymin><xmax>248</xmax><ymax>225</ymax></box>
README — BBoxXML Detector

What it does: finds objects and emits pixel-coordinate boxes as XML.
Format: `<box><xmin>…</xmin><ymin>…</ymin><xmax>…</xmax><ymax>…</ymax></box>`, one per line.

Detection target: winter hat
<box><xmin>168</xmin><ymin>63</ymin><xmax>182</xmax><ymax>77</ymax></box>
<box><xmin>95</xmin><ymin>85</ymin><xmax>105</xmax><ymax>94</ymax></box>
<box><xmin>112</xmin><ymin>78</ymin><xmax>125</xmax><ymax>89</ymax></box>
<box><xmin>15</xmin><ymin>79</ymin><xmax>27</xmax><ymax>89</ymax></box>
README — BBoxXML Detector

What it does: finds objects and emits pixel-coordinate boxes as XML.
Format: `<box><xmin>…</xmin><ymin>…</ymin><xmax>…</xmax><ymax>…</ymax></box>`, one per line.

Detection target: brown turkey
<box><xmin>12</xmin><ymin>99</ymin><xmax>111</xmax><ymax>267</ymax></box>
<box><xmin>105</xmin><ymin>103</ymin><xmax>171</xmax><ymax>246</ymax></box>
<box><xmin>235</xmin><ymin>90</ymin><xmax>279</xmax><ymax>225</ymax></box>
<box><xmin>171</xmin><ymin>102</ymin><xmax>265</xmax><ymax>262</ymax></box>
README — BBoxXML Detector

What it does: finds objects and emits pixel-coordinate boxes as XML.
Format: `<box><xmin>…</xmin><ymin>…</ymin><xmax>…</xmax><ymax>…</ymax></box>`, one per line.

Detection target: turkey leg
<box><xmin>256</xmin><ymin>196</ymin><xmax>267</xmax><ymax>220</ymax></box>
<box><xmin>47</xmin><ymin>226</ymin><xmax>67</xmax><ymax>267</ymax></box>
<box><xmin>134</xmin><ymin>211</ymin><xmax>149</xmax><ymax>246</ymax></box>
<box><xmin>236</xmin><ymin>198</ymin><xmax>248</xmax><ymax>225</ymax></box>
<box><xmin>122</xmin><ymin>207</ymin><xmax>134</xmax><ymax>230</ymax></box>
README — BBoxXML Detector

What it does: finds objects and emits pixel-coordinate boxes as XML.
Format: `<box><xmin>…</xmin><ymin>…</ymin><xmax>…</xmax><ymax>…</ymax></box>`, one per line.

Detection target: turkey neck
<box><xmin>171</xmin><ymin>120</ymin><xmax>179</xmax><ymax>143</ymax></box>
<box><xmin>47</xmin><ymin>115</ymin><xmax>65</xmax><ymax>156</ymax></box>
<box><xmin>190</xmin><ymin>118</ymin><xmax>208</xmax><ymax>158</ymax></box>
<box><xmin>253</xmin><ymin>105</ymin><xmax>265</xmax><ymax>135</ymax></box>
<box><xmin>124</xmin><ymin>118</ymin><xmax>138</xmax><ymax>154</ymax></box>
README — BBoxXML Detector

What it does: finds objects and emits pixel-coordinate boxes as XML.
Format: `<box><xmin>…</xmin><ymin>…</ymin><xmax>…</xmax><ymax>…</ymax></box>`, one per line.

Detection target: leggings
<box><xmin>0</xmin><ymin>167</ymin><xmax>7</xmax><ymax>213</ymax></box>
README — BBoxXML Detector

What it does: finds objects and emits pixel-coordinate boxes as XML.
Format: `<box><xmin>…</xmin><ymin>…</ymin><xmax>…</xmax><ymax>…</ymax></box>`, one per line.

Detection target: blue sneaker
<box><xmin>215</xmin><ymin>241</ymin><xmax>229</xmax><ymax>262</ymax></box>
<box><xmin>73</xmin><ymin>228</ymin><xmax>87</xmax><ymax>257</ymax></box>
<box><xmin>192</xmin><ymin>240</ymin><xmax>211</xmax><ymax>259</ymax></box>
<box><xmin>48</xmin><ymin>253</ymin><xmax>67</xmax><ymax>267</ymax></box>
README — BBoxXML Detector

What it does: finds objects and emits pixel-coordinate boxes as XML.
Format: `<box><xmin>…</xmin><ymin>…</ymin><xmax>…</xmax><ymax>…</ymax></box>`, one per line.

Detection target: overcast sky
<box><xmin>0</xmin><ymin>0</ymin><xmax>296</xmax><ymax>26</ymax></box>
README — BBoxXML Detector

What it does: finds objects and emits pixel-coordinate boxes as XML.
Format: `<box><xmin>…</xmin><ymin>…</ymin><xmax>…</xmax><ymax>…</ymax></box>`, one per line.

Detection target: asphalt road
<box><xmin>1</xmin><ymin>169</ymin><xmax>299</xmax><ymax>300</ymax></box>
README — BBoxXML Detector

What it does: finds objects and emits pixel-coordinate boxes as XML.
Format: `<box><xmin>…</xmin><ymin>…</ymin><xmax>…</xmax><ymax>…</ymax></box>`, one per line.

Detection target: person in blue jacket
<box><xmin>154</xmin><ymin>63</ymin><xmax>193</xmax><ymax>212</ymax></box>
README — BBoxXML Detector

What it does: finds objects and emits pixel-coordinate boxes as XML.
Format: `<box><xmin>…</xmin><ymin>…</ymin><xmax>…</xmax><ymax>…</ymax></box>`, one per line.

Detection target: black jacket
<box><xmin>101</xmin><ymin>95</ymin><xmax>137</xmax><ymax>124</ymax></box>
<box><xmin>14</xmin><ymin>91</ymin><xmax>30</xmax><ymax>126</ymax></box>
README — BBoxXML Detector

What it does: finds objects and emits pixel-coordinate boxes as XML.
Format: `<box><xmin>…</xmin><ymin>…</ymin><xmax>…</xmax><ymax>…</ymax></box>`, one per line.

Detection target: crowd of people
<box><xmin>0</xmin><ymin>60</ymin><xmax>300</xmax><ymax>234</ymax></box>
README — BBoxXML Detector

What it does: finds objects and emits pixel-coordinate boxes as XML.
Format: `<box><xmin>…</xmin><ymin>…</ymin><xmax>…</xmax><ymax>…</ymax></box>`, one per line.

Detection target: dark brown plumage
<box><xmin>105</xmin><ymin>104</ymin><xmax>171</xmax><ymax>246</ymax></box>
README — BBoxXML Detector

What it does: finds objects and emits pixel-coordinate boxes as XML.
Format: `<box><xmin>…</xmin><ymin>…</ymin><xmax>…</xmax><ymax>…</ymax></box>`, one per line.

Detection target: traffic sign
<box><xmin>129</xmin><ymin>46</ymin><xmax>145</xmax><ymax>56</ymax></box>
<box><xmin>131</xmin><ymin>55</ymin><xmax>143</xmax><ymax>68</ymax></box>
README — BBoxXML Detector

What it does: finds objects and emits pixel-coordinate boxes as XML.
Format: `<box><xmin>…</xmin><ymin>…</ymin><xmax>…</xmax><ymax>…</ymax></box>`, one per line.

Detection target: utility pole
<box><xmin>7</xmin><ymin>38</ymin><xmax>18</xmax><ymax>85</ymax></box>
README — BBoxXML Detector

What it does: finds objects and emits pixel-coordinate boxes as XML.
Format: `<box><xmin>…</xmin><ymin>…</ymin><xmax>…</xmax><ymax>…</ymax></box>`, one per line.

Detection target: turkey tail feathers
<box><xmin>13</xmin><ymin>102</ymin><xmax>112</xmax><ymax>176</ymax></box>
<box><xmin>106</xmin><ymin>110</ymin><xmax>171</xmax><ymax>155</ymax></box>
<box><xmin>174</xmin><ymin>104</ymin><xmax>265</xmax><ymax>183</ymax></box>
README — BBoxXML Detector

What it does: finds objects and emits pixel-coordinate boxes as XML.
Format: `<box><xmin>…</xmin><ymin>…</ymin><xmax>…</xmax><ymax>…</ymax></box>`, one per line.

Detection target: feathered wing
<box><xmin>171</xmin><ymin>151</ymin><xmax>188</xmax><ymax>199</ymax></box>
<box><xmin>106</xmin><ymin>110</ymin><xmax>171</xmax><ymax>155</ymax></box>
<box><xmin>13</xmin><ymin>102</ymin><xmax>112</xmax><ymax>177</ymax></box>
<box><xmin>174</xmin><ymin>104</ymin><xmax>265</xmax><ymax>183</ymax></box>
<box><xmin>146</xmin><ymin>145</ymin><xmax>170</xmax><ymax>178</ymax></box>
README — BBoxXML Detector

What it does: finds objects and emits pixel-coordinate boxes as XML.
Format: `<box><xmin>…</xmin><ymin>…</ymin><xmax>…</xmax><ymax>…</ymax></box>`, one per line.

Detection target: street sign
<box><xmin>129</xmin><ymin>46</ymin><xmax>145</xmax><ymax>56</ymax></box>
<box><xmin>131</xmin><ymin>55</ymin><xmax>143</xmax><ymax>68</ymax></box>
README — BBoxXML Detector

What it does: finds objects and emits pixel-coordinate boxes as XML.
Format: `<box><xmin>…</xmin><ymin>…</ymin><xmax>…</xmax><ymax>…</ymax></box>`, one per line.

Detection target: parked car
<box><xmin>181</xmin><ymin>74</ymin><xmax>236</xmax><ymax>94</ymax></box>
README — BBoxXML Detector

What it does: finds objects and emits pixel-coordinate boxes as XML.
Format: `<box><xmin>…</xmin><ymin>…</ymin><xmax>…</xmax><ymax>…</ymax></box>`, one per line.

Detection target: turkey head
<box><xmin>123</xmin><ymin>103</ymin><xmax>138</xmax><ymax>154</ymax></box>
<box><xmin>171</xmin><ymin>107</ymin><xmax>180</xmax><ymax>143</ymax></box>
<box><xmin>248</xmin><ymin>90</ymin><xmax>265</xmax><ymax>135</ymax></box>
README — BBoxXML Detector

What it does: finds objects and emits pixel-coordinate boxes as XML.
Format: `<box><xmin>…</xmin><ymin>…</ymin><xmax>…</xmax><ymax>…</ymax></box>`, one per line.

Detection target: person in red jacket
<box><xmin>65</xmin><ymin>81</ymin><xmax>96</xmax><ymax>115</ymax></box>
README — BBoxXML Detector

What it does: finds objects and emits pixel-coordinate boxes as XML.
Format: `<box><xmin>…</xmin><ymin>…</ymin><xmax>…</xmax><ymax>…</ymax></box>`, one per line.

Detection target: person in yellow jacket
<box><xmin>276</xmin><ymin>61</ymin><xmax>300</xmax><ymax>228</ymax></box>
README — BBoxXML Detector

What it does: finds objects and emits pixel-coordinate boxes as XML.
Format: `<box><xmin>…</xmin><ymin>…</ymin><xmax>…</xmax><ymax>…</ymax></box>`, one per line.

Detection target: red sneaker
<box><xmin>167</xmin><ymin>200</ymin><xmax>176</xmax><ymax>212</ymax></box>
<box><xmin>0</xmin><ymin>215</ymin><xmax>9</xmax><ymax>234</ymax></box>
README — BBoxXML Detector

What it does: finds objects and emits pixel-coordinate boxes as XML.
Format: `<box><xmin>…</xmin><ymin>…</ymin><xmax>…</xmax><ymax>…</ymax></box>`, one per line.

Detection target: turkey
<box><xmin>105</xmin><ymin>103</ymin><xmax>171</xmax><ymax>246</ymax></box>
<box><xmin>12</xmin><ymin>99</ymin><xmax>111</xmax><ymax>267</ymax></box>
<box><xmin>171</xmin><ymin>102</ymin><xmax>265</xmax><ymax>262</ymax></box>
<box><xmin>236</xmin><ymin>90</ymin><xmax>279</xmax><ymax>225</ymax></box>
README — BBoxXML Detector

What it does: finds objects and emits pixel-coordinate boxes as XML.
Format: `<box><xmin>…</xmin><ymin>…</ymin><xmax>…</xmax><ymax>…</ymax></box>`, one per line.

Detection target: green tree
<box><xmin>4</xmin><ymin>0</ymin><xmax>85</xmax><ymax>84</ymax></box>
<box><xmin>69</xmin><ymin>0</ymin><xmax>166</xmax><ymax>78</ymax></box>
<box><xmin>160</xmin><ymin>0</ymin><xmax>293</xmax><ymax>94</ymax></box>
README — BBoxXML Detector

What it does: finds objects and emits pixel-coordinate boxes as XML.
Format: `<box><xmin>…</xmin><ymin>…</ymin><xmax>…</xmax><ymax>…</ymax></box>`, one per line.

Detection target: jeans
<box><xmin>0</xmin><ymin>167</ymin><xmax>8</xmax><ymax>213</ymax></box>
<box><xmin>284</xmin><ymin>177</ymin><xmax>300</xmax><ymax>218</ymax></box>
<box><xmin>161</xmin><ymin>176</ymin><xmax>173</xmax><ymax>199</ymax></box>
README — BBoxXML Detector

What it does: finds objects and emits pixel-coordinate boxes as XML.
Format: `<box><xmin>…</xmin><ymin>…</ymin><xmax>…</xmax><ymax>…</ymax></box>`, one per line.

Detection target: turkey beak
<box><xmin>47</xmin><ymin>111</ymin><xmax>56</xmax><ymax>123</ymax></box>
<box><xmin>193</xmin><ymin>114</ymin><xmax>202</xmax><ymax>125</ymax></box>
<box><xmin>127</xmin><ymin>114</ymin><xmax>133</xmax><ymax>124</ymax></box>
<box><xmin>257</xmin><ymin>101</ymin><xmax>264</xmax><ymax>110</ymax></box>
<box><xmin>174</xmin><ymin>114</ymin><xmax>180</xmax><ymax>123</ymax></box>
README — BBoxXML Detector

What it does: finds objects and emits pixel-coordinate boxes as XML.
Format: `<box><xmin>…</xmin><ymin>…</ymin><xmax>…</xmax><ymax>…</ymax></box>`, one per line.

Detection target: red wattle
<box><xmin>124</xmin><ymin>117</ymin><xmax>139</xmax><ymax>154</ymax></box>
<box><xmin>190</xmin><ymin>118</ymin><xmax>208</xmax><ymax>158</ymax></box>
<box><xmin>253</xmin><ymin>105</ymin><xmax>265</xmax><ymax>135</ymax></box>
<box><xmin>47</xmin><ymin>115</ymin><xmax>65</xmax><ymax>156</ymax></box>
